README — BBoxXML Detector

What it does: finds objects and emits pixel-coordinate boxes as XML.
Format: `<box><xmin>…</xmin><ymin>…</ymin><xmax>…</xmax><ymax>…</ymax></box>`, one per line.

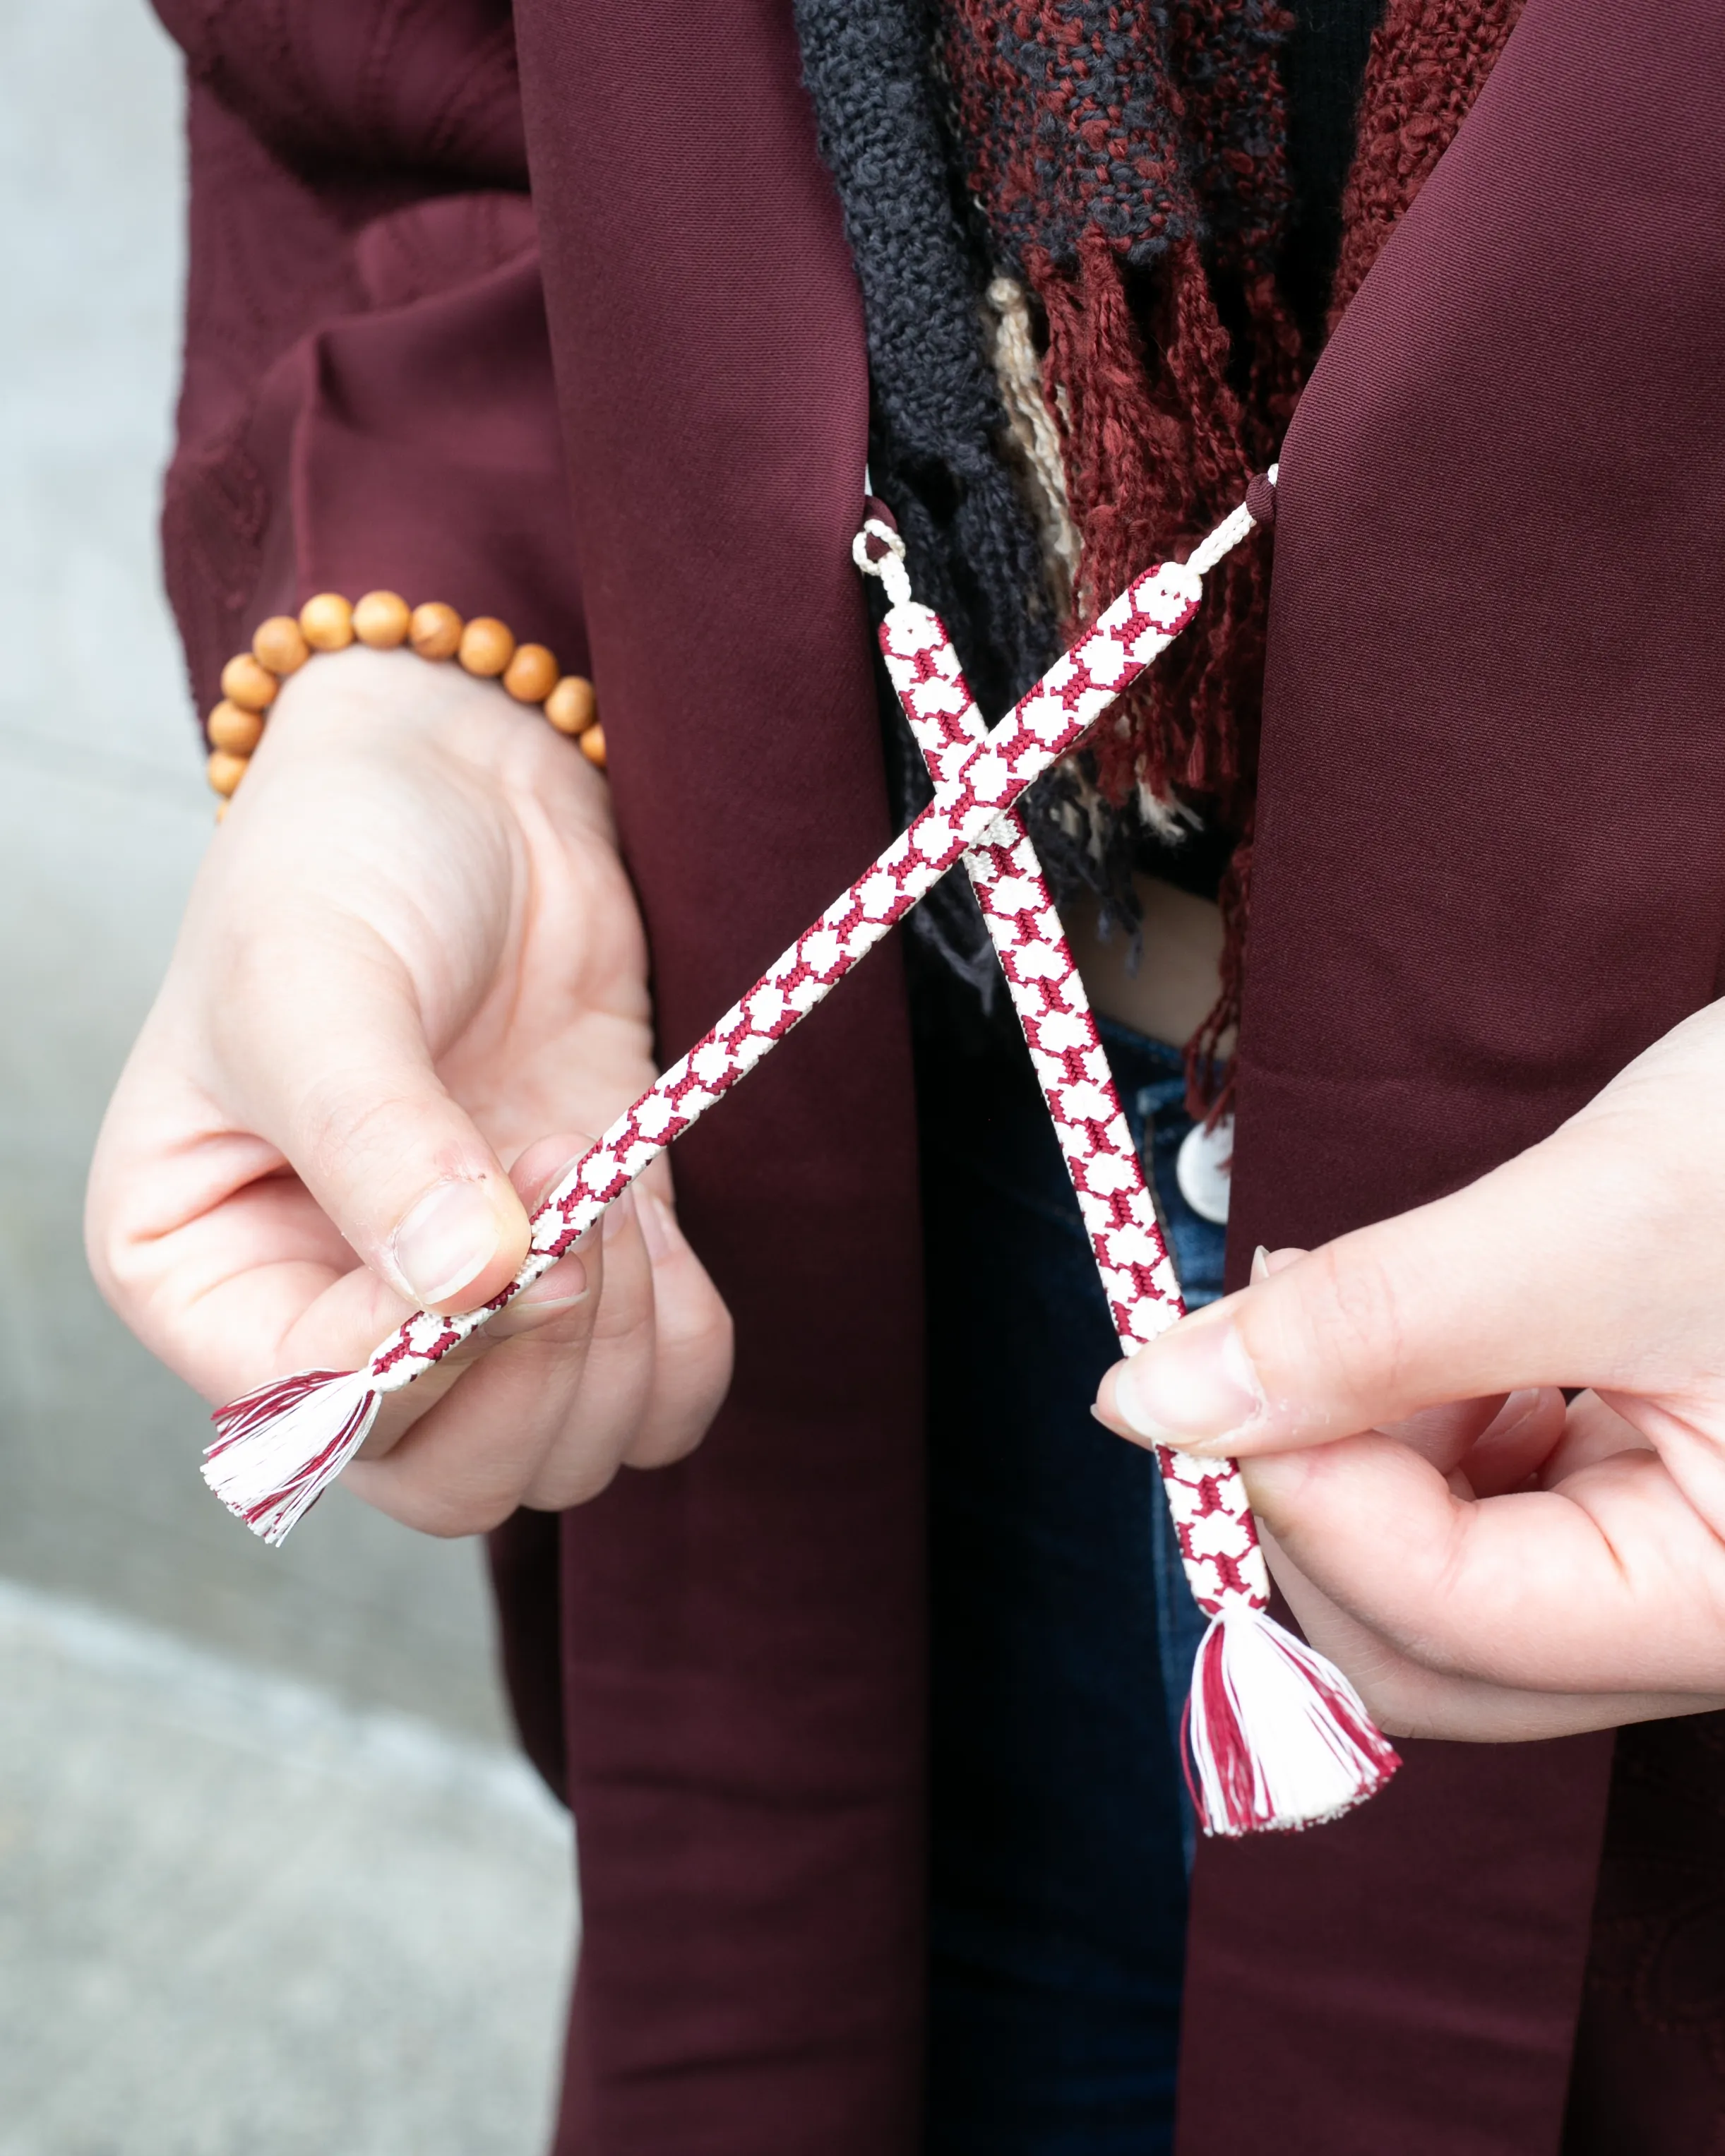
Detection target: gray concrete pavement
<box><xmin>0</xmin><ymin>0</ymin><xmax>518</xmax><ymax>1749</ymax></box>
<box><xmin>0</xmin><ymin>3</ymin><xmax>578</xmax><ymax>2145</ymax></box>
<box><xmin>0</xmin><ymin>1579</ymin><xmax>575</xmax><ymax>2156</ymax></box>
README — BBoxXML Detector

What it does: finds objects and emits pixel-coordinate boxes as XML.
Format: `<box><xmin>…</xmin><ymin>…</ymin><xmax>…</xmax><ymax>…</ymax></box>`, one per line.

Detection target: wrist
<box><xmin>272</xmin><ymin>641</ymin><xmax>516</xmax><ymax>738</ymax></box>
<box><xmin>223</xmin><ymin>641</ymin><xmax>623</xmax><ymax>879</ymax></box>
<box><xmin>205</xmin><ymin>589</ymin><xmax>602</xmax><ymax>814</ymax></box>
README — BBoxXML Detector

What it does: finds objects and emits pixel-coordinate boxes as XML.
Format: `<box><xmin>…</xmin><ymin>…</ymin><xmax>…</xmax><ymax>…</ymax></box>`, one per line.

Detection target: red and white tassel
<box><xmin>204</xmin><ymin>1368</ymin><xmax>381</xmax><ymax>1547</ymax></box>
<box><xmin>1185</xmin><ymin>1606</ymin><xmax>1400</xmax><ymax>1835</ymax></box>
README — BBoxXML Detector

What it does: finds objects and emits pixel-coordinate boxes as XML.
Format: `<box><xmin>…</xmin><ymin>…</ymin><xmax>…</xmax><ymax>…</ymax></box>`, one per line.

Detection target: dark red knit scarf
<box><xmin>941</xmin><ymin>0</ymin><xmax>1524</xmax><ymax>1101</ymax></box>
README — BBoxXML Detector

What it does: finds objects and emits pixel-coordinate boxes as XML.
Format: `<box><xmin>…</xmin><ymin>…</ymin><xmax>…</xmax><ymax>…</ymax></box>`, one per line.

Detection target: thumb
<box><xmin>217</xmin><ymin>918</ymin><xmax>530</xmax><ymax>1311</ymax></box>
<box><xmin>1097</xmin><ymin>1134</ymin><xmax>1618</xmax><ymax>1458</ymax></box>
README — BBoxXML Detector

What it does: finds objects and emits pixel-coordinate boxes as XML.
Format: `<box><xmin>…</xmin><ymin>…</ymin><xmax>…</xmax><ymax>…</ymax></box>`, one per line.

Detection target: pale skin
<box><xmin>89</xmin><ymin>652</ymin><xmax>1725</xmax><ymax>1738</ymax></box>
<box><xmin>87</xmin><ymin>648</ymin><xmax>733</xmax><ymax>1537</ymax></box>
<box><xmin>1093</xmin><ymin>1019</ymin><xmax>1725</xmax><ymax>1739</ymax></box>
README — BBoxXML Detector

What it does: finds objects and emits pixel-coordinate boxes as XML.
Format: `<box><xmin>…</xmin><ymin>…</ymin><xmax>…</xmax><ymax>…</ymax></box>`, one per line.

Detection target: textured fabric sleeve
<box><xmin>152</xmin><ymin>0</ymin><xmax>585</xmax><ymax>722</ymax></box>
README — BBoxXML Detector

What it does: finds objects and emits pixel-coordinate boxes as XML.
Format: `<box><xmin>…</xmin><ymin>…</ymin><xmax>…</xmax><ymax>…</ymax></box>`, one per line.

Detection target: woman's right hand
<box><xmin>86</xmin><ymin>644</ymin><xmax>734</xmax><ymax>1537</ymax></box>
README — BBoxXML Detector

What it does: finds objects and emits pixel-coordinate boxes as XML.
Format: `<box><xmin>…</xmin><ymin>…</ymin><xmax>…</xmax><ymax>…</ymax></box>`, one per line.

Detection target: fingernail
<box><xmin>390</xmin><ymin>1178</ymin><xmax>504</xmax><ymax>1306</ymax></box>
<box><xmin>602</xmin><ymin>1188</ymin><xmax>635</xmax><ymax>1245</ymax></box>
<box><xmin>516</xmin><ymin>1253</ymin><xmax>590</xmax><ymax>1311</ymax></box>
<box><xmin>1112</xmin><ymin>1314</ymin><xmax>1265</xmax><ymax>1449</ymax></box>
<box><xmin>1251</xmin><ymin>1244</ymin><xmax>1270</xmax><ymax>1283</ymax></box>
<box><xmin>1486</xmin><ymin>1387</ymin><xmax>1544</xmax><ymax>1438</ymax></box>
<box><xmin>638</xmin><ymin>1192</ymin><xmax>679</xmax><ymax>1263</ymax></box>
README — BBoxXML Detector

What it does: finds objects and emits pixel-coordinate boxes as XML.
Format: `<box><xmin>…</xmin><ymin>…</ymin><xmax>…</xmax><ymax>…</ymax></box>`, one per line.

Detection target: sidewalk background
<box><xmin>0</xmin><ymin>5</ymin><xmax>575</xmax><ymax>2146</ymax></box>
<box><xmin>0</xmin><ymin>1581</ymin><xmax>574</xmax><ymax>2156</ymax></box>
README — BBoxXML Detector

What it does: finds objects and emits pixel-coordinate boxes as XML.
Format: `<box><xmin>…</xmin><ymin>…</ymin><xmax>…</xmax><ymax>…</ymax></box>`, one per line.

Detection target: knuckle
<box><xmin>401</xmin><ymin>1480</ymin><xmax>523</xmax><ymax>1539</ymax></box>
<box><xmin>590</xmin><ymin>1272</ymin><xmax>656</xmax><ymax>1348</ymax></box>
<box><xmin>626</xmin><ymin>1411</ymin><xmax>715</xmax><ymax>1471</ymax></box>
<box><xmin>524</xmin><ymin>1445</ymin><xmax>621</xmax><ymax>1512</ymax></box>
<box><xmin>83</xmin><ymin>1187</ymin><xmax>168</xmax><ymax>1326</ymax></box>
<box><xmin>83</xmin><ymin>1206</ymin><xmax>129</xmax><ymax>1305</ymax></box>
<box><xmin>668</xmin><ymin>1298</ymin><xmax>735</xmax><ymax>1372</ymax></box>
<box><xmin>1372</xmin><ymin>1543</ymin><xmax>1476</xmax><ymax>1677</ymax></box>
<box><xmin>206</xmin><ymin>919</ymin><xmax>316</xmax><ymax>1044</ymax></box>
<box><xmin>1356</xmin><ymin>1674</ymin><xmax>1433</xmax><ymax>1742</ymax></box>
<box><xmin>1318</xmin><ymin>1242</ymin><xmax>1408</xmax><ymax>1387</ymax></box>
<box><xmin>1256</xmin><ymin>1240</ymin><xmax>1409</xmax><ymax>1423</ymax></box>
<box><xmin>293</xmin><ymin>1082</ymin><xmax>422</xmax><ymax>1195</ymax></box>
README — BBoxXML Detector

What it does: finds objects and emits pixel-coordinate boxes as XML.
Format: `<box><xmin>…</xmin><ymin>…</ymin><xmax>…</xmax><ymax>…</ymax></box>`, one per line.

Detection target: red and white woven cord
<box><xmin>205</xmin><ymin>484</ymin><xmax>1401</xmax><ymax>1834</ymax></box>
<box><xmin>861</xmin><ymin>505</ymin><xmax>1399</xmax><ymax>1837</ymax></box>
<box><xmin>207</xmin><ymin>542</ymin><xmax>1212</xmax><ymax>1538</ymax></box>
<box><xmin>875</xmin><ymin>573</ymin><xmax>1267</xmax><ymax>1620</ymax></box>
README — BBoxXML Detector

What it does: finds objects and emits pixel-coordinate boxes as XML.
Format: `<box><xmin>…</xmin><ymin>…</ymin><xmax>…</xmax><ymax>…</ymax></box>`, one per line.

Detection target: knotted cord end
<box><xmin>1244</xmin><ymin>462</ymin><xmax>1279</xmax><ymax>530</ymax></box>
<box><xmin>853</xmin><ymin>517</ymin><xmax>914</xmax><ymax>611</ymax></box>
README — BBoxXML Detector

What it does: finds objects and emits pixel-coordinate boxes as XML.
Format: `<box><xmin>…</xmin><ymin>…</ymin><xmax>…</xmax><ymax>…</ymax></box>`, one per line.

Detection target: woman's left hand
<box><xmin>1092</xmin><ymin>1000</ymin><xmax>1725</xmax><ymax>1739</ymax></box>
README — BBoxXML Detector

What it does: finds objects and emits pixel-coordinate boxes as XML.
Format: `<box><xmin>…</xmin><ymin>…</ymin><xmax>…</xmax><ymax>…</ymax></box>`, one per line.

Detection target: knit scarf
<box><xmin>794</xmin><ymin>0</ymin><xmax>1524</xmax><ymax>1099</ymax></box>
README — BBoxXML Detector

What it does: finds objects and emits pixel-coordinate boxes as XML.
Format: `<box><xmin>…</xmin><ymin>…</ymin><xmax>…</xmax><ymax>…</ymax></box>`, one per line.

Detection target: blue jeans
<box><xmin>921</xmin><ymin>1019</ymin><xmax>1226</xmax><ymax>2155</ymax></box>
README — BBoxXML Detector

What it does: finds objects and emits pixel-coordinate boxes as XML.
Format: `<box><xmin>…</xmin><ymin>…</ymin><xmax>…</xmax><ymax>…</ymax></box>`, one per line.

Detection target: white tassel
<box><xmin>1184</xmin><ymin>1603</ymin><xmax>1401</xmax><ymax>1836</ymax></box>
<box><xmin>202</xmin><ymin>1368</ymin><xmax>381</xmax><ymax>1547</ymax></box>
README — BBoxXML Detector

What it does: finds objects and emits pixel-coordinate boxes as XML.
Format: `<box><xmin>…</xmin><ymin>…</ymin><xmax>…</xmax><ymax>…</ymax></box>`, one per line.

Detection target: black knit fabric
<box><xmin>1282</xmin><ymin>0</ymin><xmax>1389</xmax><ymax>344</ymax></box>
<box><xmin>794</xmin><ymin>0</ymin><xmax>1063</xmax><ymax>1002</ymax></box>
<box><xmin>792</xmin><ymin>0</ymin><xmax>1383</xmax><ymax>1002</ymax></box>
<box><xmin>793</xmin><ymin>0</ymin><xmax>1058</xmax><ymax>717</ymax></box>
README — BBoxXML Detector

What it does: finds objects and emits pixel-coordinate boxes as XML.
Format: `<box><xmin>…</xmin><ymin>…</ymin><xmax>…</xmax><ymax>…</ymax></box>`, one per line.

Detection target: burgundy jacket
<box><xmin>153</xmin><ymin>1</ymin><xmax>1725</xmax><ymax>2149</ymax></box>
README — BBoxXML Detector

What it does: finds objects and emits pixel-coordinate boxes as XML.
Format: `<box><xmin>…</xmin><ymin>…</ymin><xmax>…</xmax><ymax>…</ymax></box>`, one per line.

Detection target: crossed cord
<box><xmin>205</xmin><ymin>529</ymin><xmax>1231</xmax><ymax>1545</ymax></box>
<box><xmin>864</xmin><ymin>516</ymin><xmax>1270</xmax><ymax>1623</ymax></box>
<box><xmin>202</xmin><ymin>482</ymin><xmax>1402</xmax><ymax>1839</ymax></box>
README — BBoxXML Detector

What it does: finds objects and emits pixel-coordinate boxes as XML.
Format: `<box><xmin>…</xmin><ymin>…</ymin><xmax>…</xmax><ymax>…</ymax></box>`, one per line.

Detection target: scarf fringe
<box><xmin>1330</xmin><ymin>0</ymin><xmax>1527</xmax><ymax>327</ymax></box>
<box><xmin>940</xmin><ymin>1</ymin><xmax>1518</xmax><ymax>1108</ymax></box>
<box><xmin>1031</xmin><ymin>232</ymin><xmax>1282</xmax><ymax>1103</ymax></box>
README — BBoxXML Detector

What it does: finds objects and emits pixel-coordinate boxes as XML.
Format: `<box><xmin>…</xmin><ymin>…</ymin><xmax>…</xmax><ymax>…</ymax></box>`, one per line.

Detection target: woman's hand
<box><xmin>88</xmin><ymin>646</ymin><xmax>733</xmax><ymax>1536</ymax></box>
<box><xmin>1093</xmin><ymin>1002</ymin><xmax>1725</xmax><ymax>1738</ymax></box>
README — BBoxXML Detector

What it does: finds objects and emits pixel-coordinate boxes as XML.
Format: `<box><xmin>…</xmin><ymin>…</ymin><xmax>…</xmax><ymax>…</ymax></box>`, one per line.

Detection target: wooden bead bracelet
<box><xmin>206</xmin><ymin>591</ymin><xmax>604</xmax><ymax>812</ymax></box>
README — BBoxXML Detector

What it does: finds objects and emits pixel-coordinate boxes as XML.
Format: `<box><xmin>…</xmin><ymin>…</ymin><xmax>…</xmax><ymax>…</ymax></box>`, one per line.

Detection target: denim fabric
<box><xmin>921</xmin><ymin>1019</ymin><xmax>1227</xmax><ymax>2155</ymax></box>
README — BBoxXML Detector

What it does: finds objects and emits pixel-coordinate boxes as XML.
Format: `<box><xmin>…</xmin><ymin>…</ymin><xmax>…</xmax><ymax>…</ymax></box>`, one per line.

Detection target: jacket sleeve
<box><xmin>152</xmin><ymin>0</ymin><xmax>585</xmax><ymax>721</ymax></box>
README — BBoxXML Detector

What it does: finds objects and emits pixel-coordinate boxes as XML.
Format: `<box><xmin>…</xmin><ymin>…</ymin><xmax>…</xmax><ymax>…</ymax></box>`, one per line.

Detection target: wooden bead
<box><xmin>544</xmin><ymin>674</ymin><xmax>597</xmax><ymax>736</ymax></box>
<box><xmin>220</xmin><ymin>652</ymin><xmax>279</xmax><ymax>712</ymax></box>
<box><xmin>208</xmin><ymin>700</ymin><xmax>265</xmax><ymax>755</ymax></box>
<box><xmin>353</xmin><ymin>590</ymin><xmax>411</xmax><ymax>649</ymax></box>
<box><xmin>207</xmin><ymin>748</ymin><xmax>250</xmax><ymax>796</ymax></box>
<box><xmin>299</xmin><ymin>592</ymin><xmax>355</xmax><ymax>652</ymax></box>
<box><xmin>503</xmin><ymin>642</ymin><xmax>559</xmax><ymax>704</ymax></box>
<box><xmin>409</xmin><ymin>601</ymin><xmax>463</xmax><ymax>661</ymax></box>
<box><xmin>252</xmin><ymin>615</ymin><xmax>309</xmax><ymax>675</ymax></box>
<box><xmin>578</xmin><ymin>724</ymin><xmax>607</xmax><ymax>769</ymax></box>
<box><xmin>458</xmin><ymin>616</ymin><xmax>516</xmax><ymax>677</ymax></box>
